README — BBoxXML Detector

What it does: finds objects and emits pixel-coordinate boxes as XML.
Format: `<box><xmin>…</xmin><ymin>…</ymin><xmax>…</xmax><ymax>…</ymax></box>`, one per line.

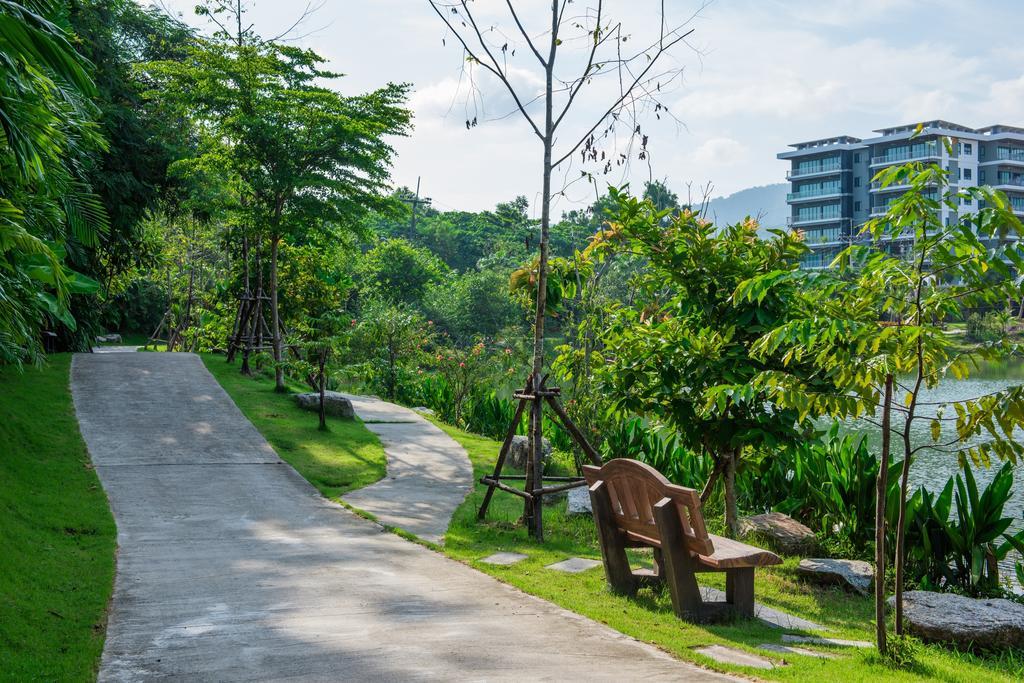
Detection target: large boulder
<box><xmin>797</xmin><ymin>558</ymin><xmax>874</xmax><ymax>595</ymax></box>
<box><xmin>95</xmin><ymin>333</ymin><xmax>122</xmax><ymax>344</ymax></box>
<box><xmin>506</xmin><ymin>435</ymin><xmax>552</xmax><ymax>470</ymax></box>
<box><xmin>890</xmin><ymin>591</ymin><xmax>1024</xmax><ymax>649</ymax></box>
<box><xmin>567</xmin><ymin>486</ymin><xmax>593</xmax><ymax>516</ymax></box>
<box><xmin>294</xmin><ymin>391</ymin><xmax>355</xmax><ymax>419</ymax></box>
<box><xmin>739</xmin><ymin>512</ymin><xmax>816</xmax><ymax>554</ymax></box>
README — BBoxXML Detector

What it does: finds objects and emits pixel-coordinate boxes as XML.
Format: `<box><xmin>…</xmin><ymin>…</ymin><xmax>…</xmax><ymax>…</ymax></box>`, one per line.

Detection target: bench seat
<box><xmin>583</xmin><ymin>458</ymin><xmax>783</xmax><ymax>622</ymax></box>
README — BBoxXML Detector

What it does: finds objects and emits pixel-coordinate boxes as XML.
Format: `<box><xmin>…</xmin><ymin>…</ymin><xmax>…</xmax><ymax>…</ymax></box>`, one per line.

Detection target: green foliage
<box><xmin>358</xmin><ymin>238</ymin><xmax>447</xmax><ymax>306</ymax></box>
<box><xmin>1</xmin><ymin>0</ymin><xmax>108</xmax><ymax>363</ymax></box>
<box><xmin>351</xmin><ymin>298</ymin><xmax>431</xmax><ymax>400</ymax></box>
<box><xmin>965</xmin><ymin>311</ymin><xmax>1010</xmax><ymax>343</ymax></box>
<box><xmin>424</xmin><ymin>267</ymin><xmax>524</xmax><ymax>344</ymax></box>
<box><xmin>599</xmin><ymin>417</ymin><xmax>712</xmax><ymax>489</ymax></box>
<box><xmin>903</xmin><ymin>462</ymin><xmax>1024</xmax><ymax>595</ymax></box>
<box><xmin>882</xmin><ymin>633</ymin><xmax>922</xmax><ymax>669</ymax></box>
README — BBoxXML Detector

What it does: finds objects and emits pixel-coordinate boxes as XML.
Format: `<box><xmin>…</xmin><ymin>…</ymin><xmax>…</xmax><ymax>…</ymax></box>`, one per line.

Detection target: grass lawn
<box><xmin>0</xmin><ymin>355</ymin><xmax>116</xmax><ymax>681</ymax></box>
<box><xmin>200</xmin><ymin>354</ymin><xmax>387</xmax><ymax>498</ymax></box>
<box><xmin>431</xmin><ymin>421</ymin><xmax>1024</xmax><ymax>682</ymax></box>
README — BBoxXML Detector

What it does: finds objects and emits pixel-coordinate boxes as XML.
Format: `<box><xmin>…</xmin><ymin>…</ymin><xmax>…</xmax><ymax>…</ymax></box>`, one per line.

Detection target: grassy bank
<box><xmin>200</xmin><ymin>354</ymin><xmax>387</xmax><ymax>498</ymax></box>
<box><xmin>431</xmin><ymin>421</ymin><xmax>1021</xmax><ymax>682</ymax></box>
<box><xmin>0</xmin><ymin>355</ymin><xmax>116</xmax><ymax>681</ymax></box>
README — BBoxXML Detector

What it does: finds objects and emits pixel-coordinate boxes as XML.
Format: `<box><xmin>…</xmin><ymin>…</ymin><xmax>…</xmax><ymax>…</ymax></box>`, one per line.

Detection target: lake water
<box><xmin>836</xmin><ymin>359</ymin><xmax>1024</xmax><ymax>588</ymax></box>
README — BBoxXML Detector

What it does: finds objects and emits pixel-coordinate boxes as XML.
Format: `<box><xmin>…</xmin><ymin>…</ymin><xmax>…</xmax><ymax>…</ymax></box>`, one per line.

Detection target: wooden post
<box><xmin>725</xmin><ymin>568</ymin><xmax>755</xmax><ymax>618</ymax></box>
<box><xmin>478</xmin><ymin>378</ymin><xmax>530</xmax><ymax>520</ymax></box>
<box><xmin>588</xmin><ymin>481</ymin><xmax>635</xmax><ymax>594</ymax></box>
<box><xmin>546</xmin><ymin>396</ymin><xmax>601</xmax><ymax>466</ymax></box>
<box><xmin>653</xmin><ymin>497</ymin><xmax>705</xmax><ymax>621</ymax></box>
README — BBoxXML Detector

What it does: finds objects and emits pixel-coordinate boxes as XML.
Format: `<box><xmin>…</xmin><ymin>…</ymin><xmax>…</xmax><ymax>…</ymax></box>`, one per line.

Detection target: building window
<box><xmin>964</xmin><ymin>143</ymin><xmax>973</xmax><ymax>155</ymax></box>
<box><xmin>980</xmin><ymin>170</ymin><xmax>986</xmax><ymax>183</ymax></box>
<box><xmin>962</xmin><ymin>196</ymin><xmax>973</xmax><ymax>206</ymax></box>
<box><xmin>854</xmin><ymin>153</ymin><xmax>860</xmax><ymax>163</ymax></box>
<box><xmin>980</xmin><ymin>146</ymin><xmax>986</xmax><ymax>158</ymax></box>
<box><xmin>854</xmin><ymin>176</ymin><xmax>861</xmax><ymax>187</ymax></box>
<box><xmin>964</xmin><ymin>168</ymin><xmax>972</xmax><ymax>180</ymax></box>
<box><xmin>854</xmin><ymin>201</ymin><xmax>861</xmax><ymax>211</ymax></box>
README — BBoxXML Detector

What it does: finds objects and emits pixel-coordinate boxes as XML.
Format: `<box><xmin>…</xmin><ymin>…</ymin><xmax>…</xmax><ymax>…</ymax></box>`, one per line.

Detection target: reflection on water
<box><xmin>834</xmin><ymin>358</ymin><xmax>1024</xmax><ymax>587</ymax></box>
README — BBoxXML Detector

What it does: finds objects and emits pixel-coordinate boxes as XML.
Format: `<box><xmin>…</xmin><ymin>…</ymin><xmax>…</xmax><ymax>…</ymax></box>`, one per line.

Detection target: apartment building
<box><xmin>778</xmin><ymin>121</ymin><xmax>1024</xmax><ymax>268</ymax></box>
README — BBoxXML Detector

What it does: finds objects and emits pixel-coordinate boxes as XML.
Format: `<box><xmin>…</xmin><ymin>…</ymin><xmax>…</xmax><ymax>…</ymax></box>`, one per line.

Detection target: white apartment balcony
<box><xmin>786</xmin><ymin>187</ymin><xmax>847</xmax><ymax>203</ymax></box>
<box><xmin>869</xmin><ymin>179</ymin><xmax>945</xmax><ymax>193</ymax></box>
<box><xmin>786</xmin><ymin>166</ymin><xmax>847</xmax><ymax>180</ymax></box>
<box><xmin>870</xmin><ymin>148</ymin><xmax>942</xmax><ymax>168</ymax></box>
<box><xmin>992</xmin><ymin>178</ymin><xmax>1024</xmax><ymax>192</ymax></box>
<box><xmin>787</xmin><ymin>215</ymin><xmax>850</xmax><ymax>228</ymax></box>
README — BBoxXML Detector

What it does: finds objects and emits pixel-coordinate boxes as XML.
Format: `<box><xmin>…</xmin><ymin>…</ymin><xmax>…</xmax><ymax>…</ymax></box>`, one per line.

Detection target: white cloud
<box><xmin>691</xmin><ymin>137</ymin><xmax>747</xmax><ymax>166</ymax></box>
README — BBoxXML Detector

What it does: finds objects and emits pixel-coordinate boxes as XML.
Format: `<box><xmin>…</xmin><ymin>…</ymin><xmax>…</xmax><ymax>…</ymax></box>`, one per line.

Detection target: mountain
<box><xmin>703</xmin><ymin>183</ymin><xmax>788</xmax><ymax>233</ymax></box>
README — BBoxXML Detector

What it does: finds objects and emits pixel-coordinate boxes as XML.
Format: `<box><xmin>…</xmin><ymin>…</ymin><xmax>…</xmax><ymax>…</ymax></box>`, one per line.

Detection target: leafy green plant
<box><xmin>903</xmin><ymin>462</ymin><xmax>1024</xmax><ymax>595</ymax></box>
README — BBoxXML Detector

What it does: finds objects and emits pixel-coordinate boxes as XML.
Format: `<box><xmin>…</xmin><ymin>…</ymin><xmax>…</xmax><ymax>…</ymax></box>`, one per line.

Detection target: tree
<box><xmin>148</xmin><ymin>3</ymin><xmax>410</xmax><ymax>390</ymax></box>
<box><xmin>426</xmin><ymin>1</ymin><xmax>699</xmax><ymax>537</ymax></box>
<box><xmin>353</xmin><ymin>298</ymin><xmax>431</xmax><ymax>401</ymax></box>
<box><xmin>589</xmin><ymin>188</ymin><xmax>817</xmax><ymax>535</ymax></box>
<box><xmin>291</xmin><ymin>311</ymin><xmax>350</xmax><ymax>430</ymax></box>
<box><xmin>741</xmin><ymin>151</ymin><xmax>1024</xmax><ymax>655</ymax></box>
<box><xmin>358</xmin><ymin>238</ymin><xmax>448</xmax><ymax>306</ymax></box>
<box><xmin>1</xmin><ymin>0</ymin><xmax>105</xmax><ymax>363</ymax></box>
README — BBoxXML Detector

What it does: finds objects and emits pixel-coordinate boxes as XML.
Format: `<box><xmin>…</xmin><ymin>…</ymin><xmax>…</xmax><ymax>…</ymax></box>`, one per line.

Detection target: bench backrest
<box><xmin>583</xmin><ymin>459</ymin><xmax>714</xmax><ymax>557</ymax></box>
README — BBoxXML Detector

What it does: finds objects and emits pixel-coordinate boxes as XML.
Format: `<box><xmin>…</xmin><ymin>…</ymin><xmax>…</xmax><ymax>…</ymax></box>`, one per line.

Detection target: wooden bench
<box><xmin>583</xmin><ymin>459</ymin><xmax>781</xmax><ymax>622</ymax></box>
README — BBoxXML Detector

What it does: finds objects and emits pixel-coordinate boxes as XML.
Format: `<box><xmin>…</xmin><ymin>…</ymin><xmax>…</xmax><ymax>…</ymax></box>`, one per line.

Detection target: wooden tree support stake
<box><xmin>477</xmin><ymin>374</ymin><xmax>602</xmax><ymax>542</ymax></box>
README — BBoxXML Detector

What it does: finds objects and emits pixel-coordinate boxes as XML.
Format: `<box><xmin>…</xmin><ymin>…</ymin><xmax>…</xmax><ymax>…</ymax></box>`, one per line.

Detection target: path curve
<box><xmin>72</xmin><ymin>353</ymin><xmax>733</xmax><ymax>682</ymax></box>
<box><xmin>341</xmin><ymin>395</ymin><xmax>472</xmax><ymax>544</ymax></box>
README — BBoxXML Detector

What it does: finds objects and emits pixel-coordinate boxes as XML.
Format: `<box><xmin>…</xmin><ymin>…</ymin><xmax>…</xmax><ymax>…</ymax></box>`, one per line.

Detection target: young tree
<box><xmin>588</xmin><ymin>189</ymin><xmax>817</xmax><ymax>535</ymax></box>
<box><xmin>426</xmin><ymin>1</ymin><xmax>700</xmax><ymax>537</ymax></box>
<box><xmin>741</xmin><ymin>151</ymin><xmax>1024</xmax><ymax>655</ymax></box>
<box><xmin>353</xmin><ymin>299</ymin><xmax>432</xmax><ymax>401</ymax></box>
<box><xmin>148</xmin><ymin>3</ymin><xmax>410</xmax><ymax>390</ymax></box>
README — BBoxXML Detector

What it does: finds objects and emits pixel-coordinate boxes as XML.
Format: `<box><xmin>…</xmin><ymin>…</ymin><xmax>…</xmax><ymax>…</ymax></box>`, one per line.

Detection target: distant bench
<box><xmin>583</xmin><ymin>459</ymin><xmax>781</xmax><ymax>622</ymax></box>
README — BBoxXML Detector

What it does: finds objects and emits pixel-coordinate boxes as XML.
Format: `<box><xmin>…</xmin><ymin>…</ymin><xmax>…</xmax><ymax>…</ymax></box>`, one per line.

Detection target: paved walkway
<box><xmin>72</xmin><ymin>353</ymin><xmax>733</xmax><ymax>682</ymax></box>
<box><xmin>340</xmin><ymin>396</ymin><xmax>473</xmax><ymax>544</ymax></box>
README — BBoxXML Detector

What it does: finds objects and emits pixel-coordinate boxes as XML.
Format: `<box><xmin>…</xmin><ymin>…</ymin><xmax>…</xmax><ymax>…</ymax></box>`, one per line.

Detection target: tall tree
<box><xmin>149</xmin><ymin>3</ymin><xmax>411</xmax><ymax>390</ymax></box>
<box><xmin>426</xmin><ymin>0</ymin><xmax>699</xmax><ymax>538</ymax></box>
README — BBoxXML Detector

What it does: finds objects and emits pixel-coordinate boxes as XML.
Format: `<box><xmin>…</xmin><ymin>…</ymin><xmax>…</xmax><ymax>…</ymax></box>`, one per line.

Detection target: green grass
<box><xmin>431</xmin><ymin>420</ymin><xmax>1024</xmax><ymax>682</ymax></box>
<box><xmin>0</xmin><ymin>355</ymin><xmax>116</xmax><ymax>681</ymax></box>
<box><xmin>200</xmin><ymin>354</ymin><xmax>387</xmax><ymax>498</ymax></box>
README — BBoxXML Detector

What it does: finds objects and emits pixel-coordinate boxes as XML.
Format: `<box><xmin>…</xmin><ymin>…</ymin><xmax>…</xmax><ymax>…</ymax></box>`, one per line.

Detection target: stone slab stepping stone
<box><xmin>695</xmin><ymin>645</ymin><xmax>776</xmax><ymax>670</ymax></box>
<box><xmin>798</xmin><ymin>558</ymin><xmax>873</xmax><ymax>595</ymax></box>
<box><xmin>546</xmin><ymin>557</ymin><xmax>602</xmax><ymax>573</ymax></box>
<box><xmin>699</xmin><ymin>586</ymin><xmax>824</xmax><ymax>631</ymax></box>
<box><xmin>782</xmin><ymin>634</ymin><xmax>872</xmax><ymax>648</ymax></box>
<box><xmin>758</xmin><ymin>643</ymin><xmax>837</xmax><ymax>659</ymax></box>
<box><xmin>888</xmin><ymin>590</ymin><xmax>1024</xmax><ymax>649</ymax></box>
<box><xmin>481</xmin><ymin>552</ymin><xmax>528</xmax><ymax>566</ymax></box>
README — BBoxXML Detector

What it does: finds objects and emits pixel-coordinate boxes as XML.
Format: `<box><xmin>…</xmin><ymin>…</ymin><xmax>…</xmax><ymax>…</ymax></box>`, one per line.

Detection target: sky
<box><xmin>154</xmin><ymin>0</ymin><xmax>1024</xmax><ymax>215</ymax></box>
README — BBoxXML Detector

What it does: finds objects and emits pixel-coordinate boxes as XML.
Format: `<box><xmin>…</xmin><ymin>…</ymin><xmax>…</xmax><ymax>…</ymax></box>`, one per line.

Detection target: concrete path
<box><xmin>72</xmin><ymin>353</ymin><xmax>734</xmax><ymax>682</ymax></box>
<box><xmin>340</xmin><ymin>396</ymin><xmax>473</xmax><ymax>544</ymax></box>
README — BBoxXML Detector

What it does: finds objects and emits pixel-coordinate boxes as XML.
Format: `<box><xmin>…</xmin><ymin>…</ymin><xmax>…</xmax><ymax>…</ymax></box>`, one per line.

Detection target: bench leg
<box><xmin>589</xmin><ymin>481</ymin><xmax>635</xmax><ymax>595</ymax></box>
<box><xmin>653</xmin><ymin>498</ymin><xmax>704</xmax><ymax>621</ymax></box>
<box><xmin>726</xmin><ymin>568</ymin><xmax>755</xmax><ymax>618</ymax></box>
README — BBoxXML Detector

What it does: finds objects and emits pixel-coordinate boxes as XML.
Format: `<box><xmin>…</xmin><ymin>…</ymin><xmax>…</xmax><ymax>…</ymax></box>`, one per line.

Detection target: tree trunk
<box><xmin>700</xmin><ymin>456</ymin><xmax>724</xmax><ymax>504</ymax></box>
<box><xmin>270</xmin><ymin>235</ymin><xmax>285</xmax><ymax>392</ymax></box>
<box><xmin>724</xmin><ymin>448</ymin><xmax>739</xmax><ymax>537</ymax></box>
<box><xmin>894</xmin><ymin>424</ymin><xmax>914</xmax><ymax>635</ymax></box>
<box><xmin>318</xmin><ymin>351</ymin><xmax>327</xmax><ymax>431</ymax></box>
<box><xmin>524</xmin><ymin>1</ymin><xmax>559</xmax><ymax>541</ymax></box>
<box><xmin>875</xmin><ymin>373</ymin><xmax>894</xmax><ymax>656</ymax></box>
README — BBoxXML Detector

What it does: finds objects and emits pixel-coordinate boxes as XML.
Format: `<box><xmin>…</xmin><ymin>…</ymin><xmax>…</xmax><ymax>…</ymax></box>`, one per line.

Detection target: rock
<box><xmin>797</xmin><ymin>558</ymin><xmax>874</xmax><ymax>595</ymax></box>
<box><xmin>413</xmin><ymin>406</ymin><xmax>435</xmax><ymax>416</ymax></box>
<box><xmin>506</xmin><ymin>435</ymin><xmax>552</xmax><ymax>470</ymax></box>
<box><xmin>739</xmin><ymin>512</ymin><xmax>815</xmax><ymax>554</ymax></box>
<box><xmin>293</xmin><ymin>391</ymin><xmax>355</xmax><ymax>419</ymax></box>
<box><xmin>567</xmin><ymin>486</ymin><xmax>592</xmax><ymax>516</ymax></box>
<box><xmin>889</xmin><ymin>591</ymin><xmax>1024</xmax><ymax>649</ymax></box>
<box><xmin>96</xmin><ymin>333</ymin><xmax>122</xmax><ymax>343</ymax></box>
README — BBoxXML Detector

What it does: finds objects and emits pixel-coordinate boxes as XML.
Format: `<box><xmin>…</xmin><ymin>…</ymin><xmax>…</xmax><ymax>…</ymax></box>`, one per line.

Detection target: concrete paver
<box><xmin>72</xmin><ymin>353</ymin><xmax>735</xmax><ymax>682</ymax></box>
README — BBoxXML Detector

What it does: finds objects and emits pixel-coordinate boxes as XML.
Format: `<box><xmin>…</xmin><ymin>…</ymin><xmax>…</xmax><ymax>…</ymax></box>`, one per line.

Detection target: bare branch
<box><xmin>505</xmin><ymin>0</ymin><xmax>547</xmax><ymax>67</ymax></box>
